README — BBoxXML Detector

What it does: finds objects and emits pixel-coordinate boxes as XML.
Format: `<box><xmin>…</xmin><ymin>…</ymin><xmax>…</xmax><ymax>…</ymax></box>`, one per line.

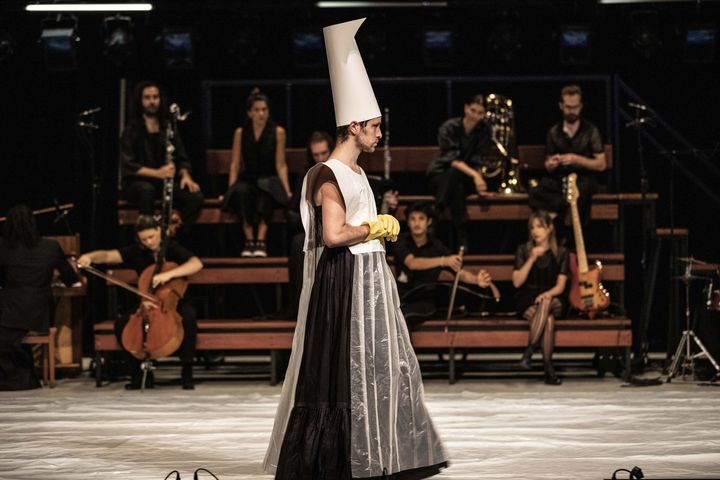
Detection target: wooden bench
<box><xmin>93</xmin><ymin>320</ymin><xmax>293</xmax><ymax>386</ymax></box>
<box><xmin>94</xmin><ymin>254</ymin><xmax>629</xmax><ymax>384</ymax></box>
<box><xmin>121</xmin><ymin>144</ymin><xmax>653</xmax><ymax>226</ymax></box>
<box><xmin>205</xmin><ymin>144</ymin><xmax>614</xmax><ymax>175</ymax></box>
<box><xmin>21</xmin><ymin>327</ymin><xmax>58</xmax><ymax>388</ymax></box>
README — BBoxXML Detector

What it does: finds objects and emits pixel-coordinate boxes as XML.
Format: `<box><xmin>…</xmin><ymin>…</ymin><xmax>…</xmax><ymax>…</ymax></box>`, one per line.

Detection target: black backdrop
<box><xmin>1</xmin><ymin>0</ymin><xmax>719</xmax><ymax>352</ymax></box>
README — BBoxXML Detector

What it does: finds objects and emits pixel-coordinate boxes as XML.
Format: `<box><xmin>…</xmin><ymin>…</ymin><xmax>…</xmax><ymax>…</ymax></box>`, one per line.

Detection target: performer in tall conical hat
<box><xmin>264</xmin><ymin>17</ymin><xmax>448</xmax><ymax>479</ymax></box>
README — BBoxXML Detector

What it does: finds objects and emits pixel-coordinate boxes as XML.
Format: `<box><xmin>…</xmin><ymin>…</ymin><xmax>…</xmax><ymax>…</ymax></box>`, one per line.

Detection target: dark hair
<box><xmin>405</xmin><ymin>202</ymin><xmax>435</xmax><ymax>222</ymax></box>
<box><xmin>465</xmin><ymin>94</ymin><xmax>485</xmax><ymax>107</ymax></box>
<box><xmin>246</xmin><ymin>87</ymin><xmax>269</xmax><ymax>111</ymax></box>
<box><xmin>2</xmin><ymin>205</ymin><xmax>40</xmax><ymax>248</ymax></box>
<box><xmin>560</xmin><ymin>85</ymin><xmax>582</xmax><ymax>101</ymax></box>
<box><xmin>131</xmin><ymin>80</ymin><xmax>168</xmax><ymax>127</ymax></box>
<box><xmin>526</xmin><ymin>210</ymin><xmax>558</xmax><ymax>257</ymax></box>
<box><xmin>134</xmin><ymin>215</ymin><xmax>161</xmax><ymax>235</ymax></box>
<box><xmin>306</xmin><ymin>131</ymin><xmax>334</xmax><ymax>165</ymax></box>
<box><xmin>335</xmin><ymin>120</ymin><xmax>368</xmax><ymax>144</ymax></box>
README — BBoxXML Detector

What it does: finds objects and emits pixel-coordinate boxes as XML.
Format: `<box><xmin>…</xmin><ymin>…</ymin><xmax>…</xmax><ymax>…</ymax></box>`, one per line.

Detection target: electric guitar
<box><xmin>566</xmin><ymin>173</ymin><xmax>610</xmax><ymax>318</ymax></box>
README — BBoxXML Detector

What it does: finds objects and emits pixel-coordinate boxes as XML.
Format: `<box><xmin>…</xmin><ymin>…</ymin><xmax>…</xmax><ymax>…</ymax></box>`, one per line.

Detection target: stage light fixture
<box><xmin>292</xmin><ymin>31</ymin><xmax>324</xmax><ymax>68</ymax></box>
<box><xmin>487</xmin><ymin>11</ymin><xmax>523</xmax><ymax>64</ymax></box>
<box><xmin>228</xmin><ymin>27</ymin><xmax>262</xmax><ymax>68</ymax></box>
<box><xmin>559</xmin><ymin>25</ymin><xmax>591</xmax><ymax>65</ymax></box>
<box><xmin>629</xmin><ymin>10</ymin><xmax>662</xmax><ymax>60</ymax></box>
<box><xmin>39</xmin><ymin>16</ymin><xmax>79</xmax><ymax>71</ymax></box>
<box><xmin>26</xmin><ymin>3</ymin><xmax>152</xmax><ymax>12</ymax></box>
<box><xmin>103</xmin><ymin>15</ymin><xmax>133</xmax><ymax>65</ymax></box>
<box><xmin>162</xmin><ymin>28</ymin><xmax>194</xmax><ymax>69</ymax></box>
<box><xmin>316</xmin><ymin>1</ymin><xmax>447</xmax><ymax>7</ymax></box>
<box><xmin>0</xmin><ymin>30</ymin><xmax>14</xmax><ymax>63</ymax></box>
<box><xmin>422</xmin><ymin>29</ymin><xmax>454</xmax><ymax>68</ymax></box>
<box><xmin>683</xmin><ymin>23</ymin><xmax>716</xmax><ymax>63</ymax></box>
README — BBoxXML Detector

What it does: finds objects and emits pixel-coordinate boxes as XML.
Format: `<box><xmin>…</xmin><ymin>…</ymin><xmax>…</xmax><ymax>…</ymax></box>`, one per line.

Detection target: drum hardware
<box><xmin>666</xmin><ymin>257</ymin><xmax>720</xmax><ymax>382</ymax></box>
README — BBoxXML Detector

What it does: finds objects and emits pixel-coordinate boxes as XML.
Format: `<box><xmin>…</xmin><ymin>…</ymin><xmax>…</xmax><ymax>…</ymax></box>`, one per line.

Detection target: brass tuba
<box><xmin>483</xmin><ymin>93</ymin><xmax>525</xmax><ymax>194</ymax></box>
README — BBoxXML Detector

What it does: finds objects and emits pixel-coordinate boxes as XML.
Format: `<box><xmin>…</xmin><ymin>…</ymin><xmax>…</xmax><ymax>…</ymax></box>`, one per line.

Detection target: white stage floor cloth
<box><xmin>1</xmin><ymin>377</ymin><xmax>719</xmax><ymax>479</ymax></box>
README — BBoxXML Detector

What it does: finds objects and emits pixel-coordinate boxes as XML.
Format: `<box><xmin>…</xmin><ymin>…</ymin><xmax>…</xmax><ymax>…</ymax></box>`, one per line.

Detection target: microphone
<box><xmin>169</xmin><ymin>103</ymin><xmax>191</xmax><ymax>121</ymax></box>
<box><xmin>78</xmin><ymin>107</ymin><xmax>101</xmax><ymax>116</ymax></box>
<box><xmin>627</xmin><ymin>102</ymin><xmax>648</xmax><ymax>111</ymax></box>
<box><xmin>625</xmin><ymin>117</ymin><xmax>656</xmax><ymax>128</ymax></box>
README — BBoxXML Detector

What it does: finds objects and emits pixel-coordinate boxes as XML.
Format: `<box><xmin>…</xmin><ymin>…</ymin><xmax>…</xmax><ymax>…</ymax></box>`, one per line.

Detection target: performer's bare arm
<box><xmin>318</xmin><ymin>182</ymin><xmax>370</xmax><ymax>248</ymax></box>
<box><xmin>77</xmin><ymin>250</ymin><xmax>124</xmax><ymax>266</ymax></box>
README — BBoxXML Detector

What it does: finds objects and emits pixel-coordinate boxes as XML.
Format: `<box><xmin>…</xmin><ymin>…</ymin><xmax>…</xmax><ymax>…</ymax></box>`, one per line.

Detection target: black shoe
<box><xmin>125</xmin><ymin>370</ymin><xmax>154</xmax><ymax>390</ymax></box>
<box><xmin>241</xmin><ymin>241</ymin><xmax>255</xmax><ymax>257</ymax></box>
<box><xmin>520</xmin><ymin>346</ymin><xmax>534</xmax><ymax>370</ymax></box>
<box><xmin>253</xmin><ymin>240</ymin><xmax>268</xmax><ymax>258</ymax></box>
<box><xmin>181</xmin><ymin>364</ymin><xmax>195</xmax><ymax>390</ymax></box>
<box><xmin>544</xmin><ymin>365</ymin><xmax>562</xmax><ymax>385</ymax></box>
<box><xmin>544</xmin><ymin>373</ymin><xmax>562</xmax><ymax>385</ymax></box>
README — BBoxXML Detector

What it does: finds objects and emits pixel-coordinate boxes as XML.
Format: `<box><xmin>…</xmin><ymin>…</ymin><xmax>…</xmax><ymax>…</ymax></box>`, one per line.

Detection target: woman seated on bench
<box><xmin>222</xmin><ymin>88</ymin><xmax>292</xmax><ymax>258</ymax></box>
<box><xmin>0</xmin><ymin>205</ymin><xmax>79</xmax><ymax>390</ymax></box>
<box><xmin>513</xmin><ymin>210</ymin><xmax>568</xmax><ymax>385</ymax></box>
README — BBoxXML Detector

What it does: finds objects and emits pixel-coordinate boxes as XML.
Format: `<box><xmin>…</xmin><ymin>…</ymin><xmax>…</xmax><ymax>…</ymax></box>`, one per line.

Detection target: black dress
<box><xmin>513</xmin><ymin>243</ymin><xmax>569</xmax><ymax>317</ymax></box>
<box><xmin>266</xmin><ymin>162</ymin><xmax>448</xmax><ymax>479</ymax></box>
<box><xmin>223</xmin><ymin>122</ymin><xmax>288</xmax><ymax>225</ymax></box>
<box><xmin>0</xmin><ymin>238</ymin><xmax>78</xmax><ymax>390</ymax></box>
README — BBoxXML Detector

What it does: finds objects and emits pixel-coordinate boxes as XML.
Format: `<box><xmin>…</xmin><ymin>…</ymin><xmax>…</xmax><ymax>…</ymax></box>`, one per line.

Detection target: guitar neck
<box><xmin>570</xmin><ymin>201</ymin><xmax>590</xmax><ymax>273</ymax></box>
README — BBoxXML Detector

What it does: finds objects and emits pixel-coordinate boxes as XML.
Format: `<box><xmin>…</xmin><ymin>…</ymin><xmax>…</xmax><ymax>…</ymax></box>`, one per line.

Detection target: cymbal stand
<box><xmin>666</xmin><ymin>260</ymin><xmax>720</xmax><ymax>382</ymax></box>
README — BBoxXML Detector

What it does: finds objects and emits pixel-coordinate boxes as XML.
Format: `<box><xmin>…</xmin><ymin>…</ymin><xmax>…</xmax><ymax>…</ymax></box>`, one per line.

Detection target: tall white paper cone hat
<box><xmin>323</xmin><ymin>18</ymin><xmax>381</xmax><ymax>127</ymax></box>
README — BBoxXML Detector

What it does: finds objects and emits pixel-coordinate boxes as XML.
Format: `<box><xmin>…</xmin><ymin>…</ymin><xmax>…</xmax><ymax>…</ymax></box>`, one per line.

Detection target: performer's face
<box><xmin>248</xmin><ymin>100</ymin><xmax>269</xmax><ymax>125</ymax></box>
<box><xmin>356</xmin><ymin>117</ymin><xmax>382</xmax><ymax>153</ymax></box>
<box><xmin>141</xmin><ymin>86</ymin><xmax>161</xmax><ymax>117</ymax></box>
<box><xmin>310</xmin><ymin>140</ymin><xmax>330</xmax><ymax>163</ymax></box>
<box><xmin>137</xmin><ymin>227</ymin><xmax>162</xmax><ymax>253</ymax></box>
<box><xmin>559</xmin><ymin>94</ymin><xmax>582</xmax><ymax>124</ymax></box>
<box><xmin>408</xmin><ymin>211</ymin><xmax>431</xmax><ymax>237</ymax></box>
<box><xmin>463</xmin><ymin>102</ymin><xmax>485</xmax><ymax>129</ymax></box>
<box><xmin>530</xmin><ymin>218</ymin><xmax>552</xmax><ymax>245</ymax></box>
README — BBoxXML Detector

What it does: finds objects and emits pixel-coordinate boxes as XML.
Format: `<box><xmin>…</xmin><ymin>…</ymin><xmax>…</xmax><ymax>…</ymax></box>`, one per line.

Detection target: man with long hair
<box><xmin>0</xmin><ymin>205</ymin><xmax>79</xmax><ymax>390</ymax></box>
<box><xmin>120</xmin><ymin>80</ymin><xmax>203</xmax><ymax>230</ymax></box>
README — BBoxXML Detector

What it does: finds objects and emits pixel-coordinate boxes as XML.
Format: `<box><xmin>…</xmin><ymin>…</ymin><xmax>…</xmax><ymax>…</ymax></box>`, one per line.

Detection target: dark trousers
<box><xmin>528</xmin><ymin>173</ymin><xmax>597</xmax><ymax>244</ymax></box>
<box><xmin>123</xmin><ymin>178</ymin><xmax>204</xmax><ymax>227</ymax></box>
<box><xmin>114</xmin><ymin>301</ymin><xmax>198</xmax><ymax>365</ymax></box>
<box><xmin>0</xmin><ymin>325</ymin><xmax>40</xmax><ymax>390</ymax></box>
<box><xmin>224</xmin><ymin>179</ymin><xmax>277</xmax><ymax>227</ymax></box>
<box><xmin>428</xmin><ymin>168</ymin><xmax>476</xmax><ymax>249</ymax></box>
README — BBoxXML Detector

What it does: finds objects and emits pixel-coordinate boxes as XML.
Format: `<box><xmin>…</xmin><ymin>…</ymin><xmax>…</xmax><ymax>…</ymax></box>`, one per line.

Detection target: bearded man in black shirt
<box><xmin>529</xmin><ymin>85</ymin><xmax>607</xmax><ymax>238</ymax></box>
<box><xmin>120</xmin><ymin>81</ymin><xmax>203</xmax><ymax>229</ymax></box>
<box><xmin>78</xmin><ymin>215</ymin><xmax>203</xmax><ymax>389</ymax></box>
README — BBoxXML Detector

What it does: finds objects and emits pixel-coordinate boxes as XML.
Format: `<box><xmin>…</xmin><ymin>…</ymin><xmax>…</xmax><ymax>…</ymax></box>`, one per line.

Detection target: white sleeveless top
<box><xmin>302</xmin><ymin>158</ymin><xmax>385</xmax><ymax>255</ymax></box>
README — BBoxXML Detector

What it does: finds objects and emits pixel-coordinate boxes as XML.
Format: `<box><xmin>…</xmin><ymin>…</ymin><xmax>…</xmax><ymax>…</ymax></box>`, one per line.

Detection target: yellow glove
<box><xmin>362</xmin><ymin>218</ymin><xmax>389</xmax><ymax>242</ymax></box>
<box><xmin>378</xmin><ymin>214</ymin><xmax>400</xmax><ymax>242</ymax></box>
<box><xmin>362</xmin><ymin>215</ymin><xmax>400</xmax><ymax>242</ymax></box>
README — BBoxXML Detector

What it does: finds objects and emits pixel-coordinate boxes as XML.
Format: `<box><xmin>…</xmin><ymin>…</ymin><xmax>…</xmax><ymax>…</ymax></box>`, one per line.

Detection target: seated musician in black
<box><xmin>394</xmin><ymin>202</ymin><xmax>492</xmax><ymax>326</ymax></box>
<box><xmin>529</xmin><ymin>84</ymin><xmax>606</xmax><ymax>243</ymax></box>
<box><xmin>426</xmin><ymin>94</ymin><xmax>518</xmax><ymax>250</ymax></box>
<box><xmin>78</xmin><ymin>215</ymin><xmax>203</xmax><ymax>389</ymax></box>
<box><xmin>0</xmin><ymin>205</ymin><xmax>79</xmax><ymax>390</ymax></box>
<box><xmin>120</xmin><ymin>81</ymin><xmax>204</xmax><ymax>231</ymax></box>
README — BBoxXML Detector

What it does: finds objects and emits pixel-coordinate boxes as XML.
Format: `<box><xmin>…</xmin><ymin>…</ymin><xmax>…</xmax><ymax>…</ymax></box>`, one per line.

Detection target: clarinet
<box><xmin>162</xmin><ymin>104</ymin><xmax>179</xmax><ymax>240</ymax></box>
<box><xmin>380</xmin><ymin>107</ymin><xmax>392</xmax><ymax>214</ymax></box>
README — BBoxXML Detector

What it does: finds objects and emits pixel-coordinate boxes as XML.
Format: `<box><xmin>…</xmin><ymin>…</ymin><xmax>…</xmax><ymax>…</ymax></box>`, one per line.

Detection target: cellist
<box><xmin>78</xmin><ymin>215</ymin><xmax>203</xmax><ymax>389</ymax></box>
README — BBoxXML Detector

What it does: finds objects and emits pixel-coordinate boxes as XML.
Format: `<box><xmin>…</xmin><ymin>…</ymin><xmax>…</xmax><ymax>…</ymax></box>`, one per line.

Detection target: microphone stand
<box><xmin>625</xmin><ymin>104</ymin><xmax>656</xmax><ymax>370</ymax></box>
